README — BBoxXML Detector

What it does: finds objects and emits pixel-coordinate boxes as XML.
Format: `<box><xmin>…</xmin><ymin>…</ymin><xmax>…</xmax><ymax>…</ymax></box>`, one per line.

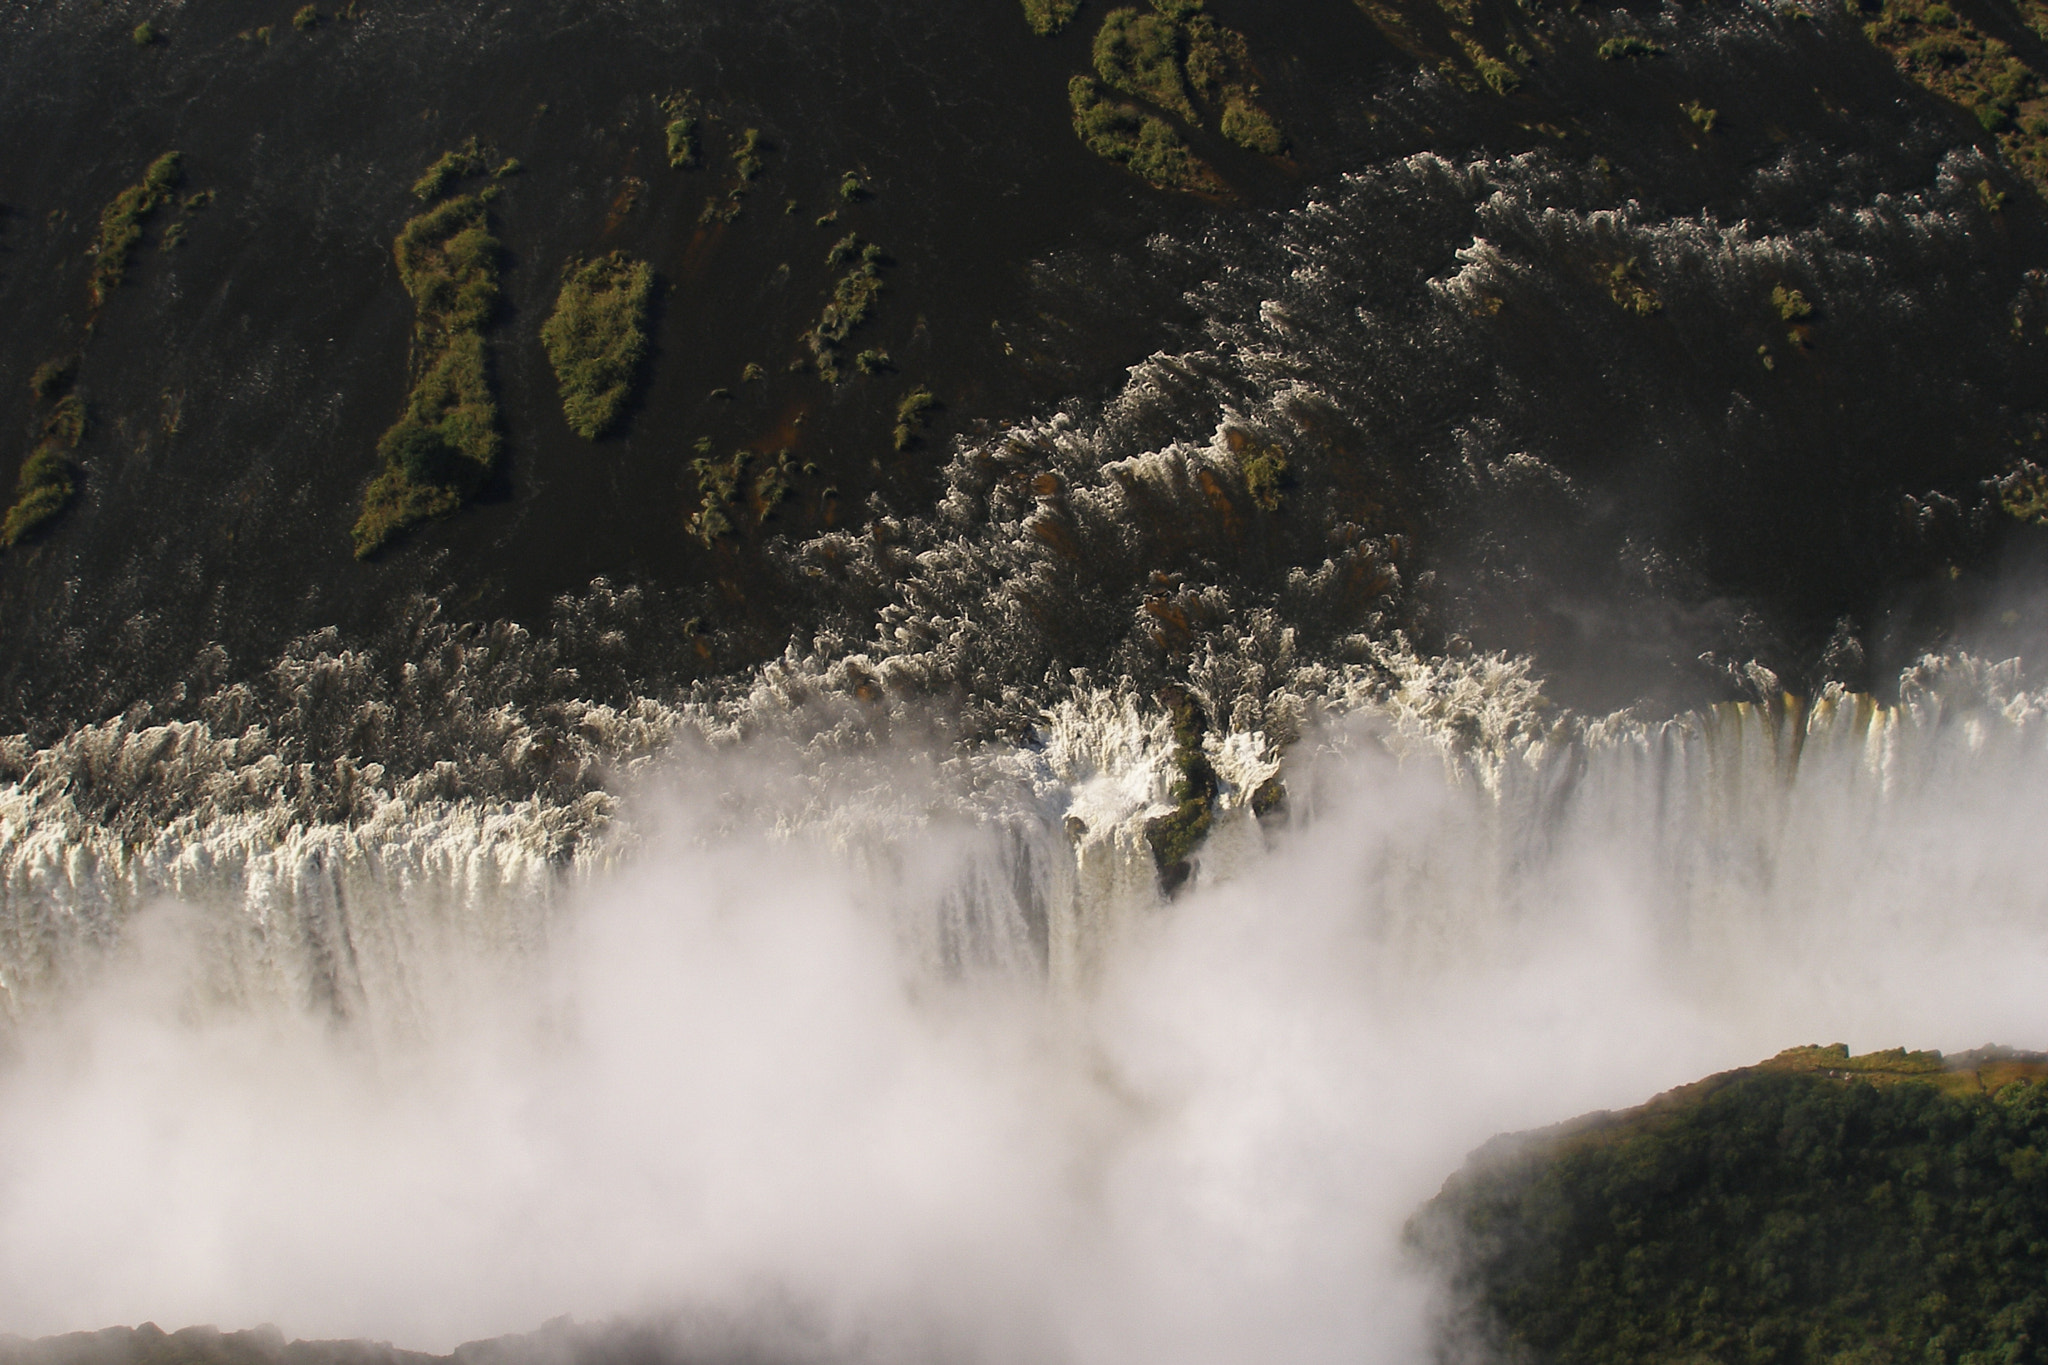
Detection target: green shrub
<box><xmin>131</xmin><ymin>21</ymin><xmax>157</xmax><ymax>46</ymax></box>
<box><xmin>752</xmin><ymin>450</ymin><xmax>794</xmax><ymax>515</ymax></box>
<box><xmin>1220</xmin><ymin>94</ymin><xmax>1286</xmax><ymax>152</ymax></box>
<box><xmin>733</xmin><ymin>128</ymin><xmax>764</xmax><ymax>181</ymax></box>
<box><xmin>1095</xmin><ymin>6</ymin><xmax>1196</xmax><ymax>117</ymax></box>
<box><xmin>355</xmin><ymin>193</ymin><xmax>501</xmax><ymax>556</ymax></box>
<box><xmin>292</xmin><ymin>5</ymin><xmax>319</xmax><ymax>30</ymax></box>
<box><xmin>893</xmin><ymin>386</ymin><xmax>937</xmax><ymax>450</ymax></box>
<box><xmin>1473</xmin><ymin>53</ymin><xmax>1520</xmax><ymax>95</ymax></box>
<box><xmin>854</xmin><ymin>348</ymin><xmax>892</xmax><ymax>374</ymax></box>
<box><xmin>658</xmin><ymin>91</ymin><xmax>701</xmax><ymax>169</ymax></box>
<box><xmin>807</xmin><ymin>255</ymin><xmax>888</xmax><ymax>383</ymax></box>
<box><xmin>1597</xmin><ymin>33</ymin><xmax>1662</xmax><ymax>59</ymax></box>
<box><xmin>88</xmin><ymin>152</ymin><xmax>182</xmax><ymax>304</ymax></box>
<box><xmin>688</xmin><ymin>449</ymin><xmax>752</xmax><ymax>544</ymax></box>
<box><xmin>1021</xmin><ymin>0</ymin><xmax>1081</xmax><ymax>33</ymax></box>
<box><xmin>411</xmin><ymin>138</ymin><xmax>490</xmax><ymax>202</ymax></box>
<box><xmin>1975</xmin><ymin>99</ymin><xmax>2013</xmax><ymax>130</ymax></box>
<box><xmin>2</xmin><ymin>447</ymin><xmax>77</xmax><ymax>548</ymax></box>
<box><xmin>28</xmin><ymin>357</ymin><xmax>76</xmax><ymax>402</ymax></box>
<box><xmin>41</xmin><ymin>395</ymin><xmax>86</xmax><ymax>448</ymax></box>
<box><xmin>1607</xmin><ymin>258</ymin><xmax>1662</xmax><ymax>315</ymax></box>
<box><xmin>1226</xmin><ymin>428</ymin><xmax>1288</xmax><ymax>510</ymax></box>
<box><xmin>3</xmin><ymin>394</ymin><xmax>88</xmax><ymax>549</ymax></box>
<box><xmin>1069</xmin><ymin>76</ymin><xmax>1216</xmax><ymax>191</ymax></box>
<box><xmin>839</xmin><ymin>171</ymin><xmax>867</xmax><ymax>201</ymax></box>
<box><xmin>540</xmin><ymin>252</ymin><xmax>654</xmax><ymax>439</ymax></box>
<box><xmin>1684</xmin><ymin>99</ymin><xmax>1718</xmax><ymax>131</ymax></box>
<box><xmin>2000</xmin><ymin>464</ymin><xmax>2048</xmax><ymax>520</ymax></box>
<box><xmin>666</xmin><ymin>119</ymin><xmax>699</xmax><ymax>168</ymax></box>
<box><xmin>1772</xmin><ymin>283</ymin><xmax>1813</xmax><ymax>322</ymax></box>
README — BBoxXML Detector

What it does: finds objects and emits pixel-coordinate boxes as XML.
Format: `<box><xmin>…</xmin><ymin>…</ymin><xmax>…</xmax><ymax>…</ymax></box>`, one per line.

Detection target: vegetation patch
<box><xmin>4</xmin><ymin>396</ymin><xmax>87</xmax><ymax>549</ymax></box>
<box><xmin>1224</xmin><ymin>426</ymin><xmax>1288</xmax><ymax>510</ymax></box>
<box><xmin>1069</xmin><ymin>76</ymin><xmax>1220</xmax><ymax>192</ymax></box>
<box><xmin>688</xmin><ymin>446</ymin><xmax>749</xmax><ymax>545</ymax></box>
<box><xmin>1080</xmin><ymin>0</ymin><xmax>1287</xmax><ymax>174</ymax></box>
<box><xmin>354</xmin><ymin>193</ymin><xmax>501</xmax><ymax>557</ymax></box>
<box><xmin>1023</xmin><ymin>0</ymin><xmax>1082</xmax><ymax>34</ymax></box>
<box><xmin>411</xmin><ymin>137</ymin><xmax>491</xmax><ymax>202</ymax></box>
<box><xmin>1470</xmin><ymin>50</ymin><xmax>1520</xmax><ymax>95</ymax></box>
<box><xmin>89</xmin><ymin>151</ymin><xmax>182</xmax><ymax>306</ymax></box>
<box><xmin>1859</xmin><ymin>0</ymin><xmax>2048</xmax><ymax>191</ymax></box>
<box><xmin>1414</xmin><ymin>1044</ymin><xmax>2048</xmax><ymax>1365</ymax></box>
<box><xmin>1684</xmin><ymin>99</ymin><xmax>1718</xmax><ymax>131</ymax></box>
<box><xmin>292</xmin><ymin>5</ymin><xmax>319</xmax><ymax>30</ymax></box>
<box><xmin>1596</xmin><ymin>33</ymin><xmax>1663</xmax><ymax>59</ymax></box>
<box><xmin>698</xmin><ymin>129</ymin><xmax>769</xmax><ymax>224</ymax></box>
<box><xmin>1095</xmin><ymin>6</ymin><xmax>1198</xmax><ymax>117</ymax></box>
<box><xmin>688</xmin><ymin>442</ymin><xmax>805</xmax><ymax>545</ymax></box>
<box><xmin>1606</xmin><ymin>258</ymin><xmax>1661</xmax><ymax>316</ymax></box>
<box><xmin>1772</xmin><ymin>284</ymin><xmax>1813</xmax><ymax>322</ymax></box>
<box><xmin>752</xmin><ymin>449</ymin><xmax>795</xmax><ymax>517</ymax></box>
<box><xmin>893</xmin><ymin>387</ymin><xmax>937</xmax><ymax>450</ymax></box>
<box><xmin>733</xmin><ymin>128</ymin><xmax>766</xmax><ymax>181</ymax></box>
<box><xmin>1997</xmin><ymin>461</ymin><xmax>2048</xmax><ymax>520</ymax></box>
<box><xmin>131</xmin><ymin>21</ymin><xmax>157</xmax><ymax>46</ymax></box>
<box><xmin>28</xmin><ymin>357</ymin><xmax>77</xmax><ymax>403</ymax></box>
<box><xmin>540</xmin><ymin>252</ymin><xmax>654</xmax><ymax>439</ymax></box>
<box><xmin>806</xmin><ymin>251</ymin><xmax>888</xmax><ymax>384</ymax></box>
<box><xmin>659</xmin><ymin>92</ymin><xmax>701</xmax><ymax>169</ymax></box>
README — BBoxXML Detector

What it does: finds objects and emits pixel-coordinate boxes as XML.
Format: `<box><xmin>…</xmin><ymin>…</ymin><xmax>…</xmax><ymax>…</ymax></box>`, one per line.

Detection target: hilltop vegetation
<box><xmin>1415</xmin><ymin>1045</ymin><xmax>2048</xmax><ymax>1365</ymax></box>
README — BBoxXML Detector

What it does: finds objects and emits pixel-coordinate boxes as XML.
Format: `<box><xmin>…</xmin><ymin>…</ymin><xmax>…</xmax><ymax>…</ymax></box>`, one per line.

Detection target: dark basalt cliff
<box><xmin>4</xmin><ymin>0</ymin><xmax>2048</xmax><ymax>739</ymax></box>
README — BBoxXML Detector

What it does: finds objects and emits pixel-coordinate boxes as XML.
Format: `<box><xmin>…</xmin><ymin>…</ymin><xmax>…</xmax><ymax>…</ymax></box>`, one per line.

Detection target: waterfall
<box><xmin>0</xmin><ymin>646</ymin><xmax>2042</xmax><ymax>1361</ymax></box>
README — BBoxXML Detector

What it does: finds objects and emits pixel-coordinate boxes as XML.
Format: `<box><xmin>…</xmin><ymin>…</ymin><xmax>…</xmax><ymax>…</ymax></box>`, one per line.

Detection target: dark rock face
<box><xmin>1</xmin><ymin>0</ymin><xmax>2045</xmax><ymax>738</ymax></box>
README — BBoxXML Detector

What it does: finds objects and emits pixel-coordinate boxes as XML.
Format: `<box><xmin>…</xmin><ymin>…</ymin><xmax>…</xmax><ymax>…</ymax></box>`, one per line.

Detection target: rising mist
<box><xmin>2</xmin><ymin>656</ymin><xmax>2044</xmax><ymax>1364</ymax></box>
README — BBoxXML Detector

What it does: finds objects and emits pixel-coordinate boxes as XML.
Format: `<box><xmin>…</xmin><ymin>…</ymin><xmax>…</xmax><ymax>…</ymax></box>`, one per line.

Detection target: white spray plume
<box><xmin>1</xmin><ymin>662</ymin><xmax>2046</xmax><ymax>1364</ymax></box>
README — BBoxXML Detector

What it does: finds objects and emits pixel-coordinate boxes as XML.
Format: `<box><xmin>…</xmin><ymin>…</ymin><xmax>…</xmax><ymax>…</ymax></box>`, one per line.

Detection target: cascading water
<box><xmin>1</xmin><ymin>639</ymin><xmax>2044</xmax><ymax>1364</ymax></box>
<box><xmin>3</xmin><ymin>73</ymin><xmax>2045</xmax><ymax>1358</ymax></box>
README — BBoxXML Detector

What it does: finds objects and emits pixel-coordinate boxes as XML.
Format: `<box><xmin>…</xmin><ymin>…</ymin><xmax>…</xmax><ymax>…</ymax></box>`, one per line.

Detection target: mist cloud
<box><xmin>1</xmin><ymin>682</ymin><xmax>2045</xmax><ymax>1364</ymax></box>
